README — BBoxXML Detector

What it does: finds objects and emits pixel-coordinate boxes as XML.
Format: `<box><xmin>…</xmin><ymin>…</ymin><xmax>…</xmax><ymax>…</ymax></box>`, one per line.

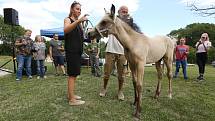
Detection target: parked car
<box><xmin>212</xmin><ymin>61</ymin><xmax>215</xmax><ymax>67</ymax></box>
<box><xmin>81</xmin><ymin>53</ymin><xmax>104</xmax><ymax>66</ymax></box>
<box><xmin>81</xmin><ymin>53</ymin><xmax>90</xmax><ymax>66</ymax></box>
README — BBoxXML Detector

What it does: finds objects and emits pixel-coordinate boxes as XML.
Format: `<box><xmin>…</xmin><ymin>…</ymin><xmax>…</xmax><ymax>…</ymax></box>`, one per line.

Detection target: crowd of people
<box><xmin>173</xmin><ymin>33</ymin><xmax>212</xmax><ymax>81</ymax></box>
<box><xmin>14</xmin><ymin>1</ymin><xmax>212</xmax><ymax>106</ymax></box>
<box><xmin>15</xmin><ymin>30</ymin><xmax>67</xmax><ymax>81</ymax></box>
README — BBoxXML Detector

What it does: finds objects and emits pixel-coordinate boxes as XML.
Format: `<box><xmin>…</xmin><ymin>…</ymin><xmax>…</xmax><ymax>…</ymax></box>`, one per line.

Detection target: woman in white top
<box><xmin>195</xmin><ymin>33</ymin><xmax>212</xmax><ymax>81</ymax></box>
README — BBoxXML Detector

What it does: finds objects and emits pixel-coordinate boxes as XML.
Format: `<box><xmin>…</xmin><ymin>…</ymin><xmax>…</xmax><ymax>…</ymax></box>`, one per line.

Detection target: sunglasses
<box><xmin>72</xmin><ymin>1</ymin><xmax>80</xmax><ymax>6</ymax></box>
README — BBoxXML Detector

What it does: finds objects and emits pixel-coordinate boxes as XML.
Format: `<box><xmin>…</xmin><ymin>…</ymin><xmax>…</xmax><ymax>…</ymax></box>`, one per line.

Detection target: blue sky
<box><xmin>0</xmin><ymin>0</ymin><xmax>214</xmax><ymax>38</ymax></box>
<box><xmin>134</xmin><ymin>0</ymin><xmax>214</xmax><ymax>36</ymax></box>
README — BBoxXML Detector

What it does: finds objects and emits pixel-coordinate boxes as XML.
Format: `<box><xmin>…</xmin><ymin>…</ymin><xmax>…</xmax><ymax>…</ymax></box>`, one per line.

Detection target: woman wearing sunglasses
<box><xmin>195</xmin><ymin>33</ymin><xmax>212</xmax><ymax>81</ymax></box>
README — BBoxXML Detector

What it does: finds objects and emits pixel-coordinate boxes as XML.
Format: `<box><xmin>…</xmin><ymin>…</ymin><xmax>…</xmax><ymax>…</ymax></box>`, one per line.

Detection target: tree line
<box><xmin>0</xmin><ymin>14</ymin><xmax>214</xmax><ymax>63</ymax></box>
<box><xmin>168</xmin><ymin>23</ymin><xmax>215</xmax><ymax>64</ymax></box>
<box><xmin>0</xmin><ymin>15</ymin><xmax>25</xmax><ymax>55</ymax></box>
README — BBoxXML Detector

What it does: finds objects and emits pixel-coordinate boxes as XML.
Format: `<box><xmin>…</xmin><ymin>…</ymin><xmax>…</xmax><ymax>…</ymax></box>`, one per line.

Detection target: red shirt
<box><xmin>175</xmin><ymin>45</ymin><xmax>189</xmax><ymax>60</ymax></box>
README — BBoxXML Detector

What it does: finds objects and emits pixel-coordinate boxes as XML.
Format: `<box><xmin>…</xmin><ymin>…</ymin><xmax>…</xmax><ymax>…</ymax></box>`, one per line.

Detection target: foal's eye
<box><xmin>100</xmin><ymin>21</ymin><xmax>107</xmax><ymax>25</ymax></box>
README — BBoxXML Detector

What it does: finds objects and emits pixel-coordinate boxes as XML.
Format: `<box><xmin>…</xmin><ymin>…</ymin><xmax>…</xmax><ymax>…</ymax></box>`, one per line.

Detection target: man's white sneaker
<box><xmin>118</xmin><ymin>91</ymin><xmax>125</xmax><ymax>101</ymax></box>
<box><xmin>99</xmin><ymin>89</ymin><xmax>107</xmax><ymax>97</ymax></box>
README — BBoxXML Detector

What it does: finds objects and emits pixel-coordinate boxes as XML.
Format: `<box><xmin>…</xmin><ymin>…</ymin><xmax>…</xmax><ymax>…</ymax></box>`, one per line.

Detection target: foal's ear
<box><xmin>104</xmin><ymin>8</ymin><xmax>107</xmax><ymax>13</ymax></box>
<box><xmin>110</xmin><ymin>4</ymin><xmax>115</xmax><ymax>18</ymax></box>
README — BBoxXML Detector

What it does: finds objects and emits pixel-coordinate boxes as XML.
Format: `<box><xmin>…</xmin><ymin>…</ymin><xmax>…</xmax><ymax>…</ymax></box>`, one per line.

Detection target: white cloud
<box><xmin>0</xmin><ymin>0</ymin><xmax>139</xmax><ymax>39</ymax></box>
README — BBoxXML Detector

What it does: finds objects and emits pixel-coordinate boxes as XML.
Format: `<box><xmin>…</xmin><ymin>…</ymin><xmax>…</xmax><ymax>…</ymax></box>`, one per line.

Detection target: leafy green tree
<box><xmin>169</xmin><ymin>23</ymin><xmax>215</xmax><ymax>64</ymax></box>
<box><xmin>169</xmin><ymin>23</ymin><xmax>215</xmax><ymax>47</ymax></box>
<box><xmin>208</xmin><ymin>47</ymin><xmax>215</xmax><ymax>63</ymax></box>
<box><xmin>187</xmin><ymin>46</ymin><xmax>196</xmax><ymax>64</ymax></box>
<box><xmin>0</xmin><ymin>15</ymin><xmax>25</xmax><ymax>55</ymax></box>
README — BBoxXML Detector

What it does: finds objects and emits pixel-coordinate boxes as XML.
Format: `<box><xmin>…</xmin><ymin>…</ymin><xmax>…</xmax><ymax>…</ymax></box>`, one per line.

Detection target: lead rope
<box><xmin>83</xmin><ymin>20</ymin><xmax>94</xmax><ymax>39</ymax></box>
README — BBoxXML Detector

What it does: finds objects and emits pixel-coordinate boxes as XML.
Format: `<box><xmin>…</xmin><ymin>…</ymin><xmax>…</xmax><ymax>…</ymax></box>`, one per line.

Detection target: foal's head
<box><xmin>88</xmin><ymin>4</ymin><xmax>117</xmax><ymax>39</ymax></box>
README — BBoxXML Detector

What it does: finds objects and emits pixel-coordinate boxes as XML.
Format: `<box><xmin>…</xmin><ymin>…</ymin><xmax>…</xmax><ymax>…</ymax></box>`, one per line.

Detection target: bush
<box><xmin>0</xmin><ymin>43</ymin><xmax>13</xmax><ymax>56</ymax></box>
<box><xmin>187</xmin><ymin>46</ymin><xmax>215</xmax><ymax>64</ymax></box>
<box><xmin>187</xmin><ymin>46</ymin><xmax>196</xmax><ymax>64</ymax></box>
<box><xmin>208</xmin><ymin>47</ymin><xmax>215</xmax><ymax>63</ymax></box>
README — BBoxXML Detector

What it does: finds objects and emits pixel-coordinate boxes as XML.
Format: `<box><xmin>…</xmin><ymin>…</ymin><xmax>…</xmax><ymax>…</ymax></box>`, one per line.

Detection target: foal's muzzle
<box><xmin>87</xmin><ymin>28</ymin><xmax>102</xmax><ymax>40</ymax></box>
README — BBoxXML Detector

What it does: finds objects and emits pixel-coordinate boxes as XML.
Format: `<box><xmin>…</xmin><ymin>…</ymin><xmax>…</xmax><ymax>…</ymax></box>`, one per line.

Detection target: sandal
<box><xmin>69</xmin><ymin>100</ymin><xmax>85</xmax><ymax>106</ymax></box>
<box><xmin>67</xmin><ymin>95</ymin><xmax>82</xmax><ymax>100</ymax></box>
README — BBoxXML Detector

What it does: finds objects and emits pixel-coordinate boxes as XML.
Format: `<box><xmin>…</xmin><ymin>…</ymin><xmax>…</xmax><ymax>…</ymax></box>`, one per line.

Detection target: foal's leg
<box><xmin>154</xmin><ymin>61</ymin><xmax>162</xmax><ymax>99</ymax></box>
<box><xmin>164</xmin><ymin>58</ymin><xmax>173</xmax><ymax>99</ymax></box>
<box><xmin>132</xmin><ymin>72</ymin><xmax>137</xmax><ymax>105</ymax></box>
<box><xmin>129</xmin><ymin>64</ymin><xmax>137</xmax><ymax>105</ymax></box>
<box><xmin>134</xmin><ymin>63</ymin><xmax>144</xmax><ymax>119</ymax></box>
<box><xmin>162</xmin><ymin>61</ymin><xmax>166</xmax><ymax>75</ymax></box>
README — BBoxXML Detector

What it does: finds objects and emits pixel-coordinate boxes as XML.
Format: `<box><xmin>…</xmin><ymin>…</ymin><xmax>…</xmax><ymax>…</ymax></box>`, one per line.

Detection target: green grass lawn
<box><xmin>0</xmin><ymin>56</ymin><xmax>215</xmax><ymax>121</ymax></box>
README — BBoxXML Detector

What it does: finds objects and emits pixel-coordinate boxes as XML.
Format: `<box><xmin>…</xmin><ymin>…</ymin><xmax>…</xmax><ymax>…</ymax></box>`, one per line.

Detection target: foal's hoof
<box><xmin>168</xmin><ymin>94</ymin><xmax>172</xmax><ymax>99</ymax></box>
<box><xmin>154</xmin><ymin>91</ymin><xmax>160</xmax><ymax>99</ymax></box>
<box><xmin>133</xmin><ymin>113</ymin><xmax>140</xmax><ymax>121</ymax></box>
<box><xmin>154</xmin><ymin>95</ymin><xmax>158</xmax><ymax>99</ymax></box>
<box><xmin>154</xmin><ymin>94</ymin><xmax>160</xmax><ymax>99</ymax></box>
<box><xmin>133</xmin><ymin>116</ymin><xmax>140</xmax><ymax>121</ymax></box>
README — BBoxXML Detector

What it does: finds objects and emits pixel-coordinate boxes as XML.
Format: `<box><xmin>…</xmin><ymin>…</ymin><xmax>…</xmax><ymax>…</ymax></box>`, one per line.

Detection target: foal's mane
<box><xmin>116</xmin><ymin>16</ymin><xmax>142</xmax><ymax>34</ymax></box>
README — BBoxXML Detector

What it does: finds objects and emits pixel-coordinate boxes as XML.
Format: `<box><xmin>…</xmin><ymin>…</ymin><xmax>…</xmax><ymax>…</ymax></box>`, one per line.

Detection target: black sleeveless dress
<box><xmin>65</xmin><ymin>18</ymin><xmax>84</xmax><ymax>76</ymax></box>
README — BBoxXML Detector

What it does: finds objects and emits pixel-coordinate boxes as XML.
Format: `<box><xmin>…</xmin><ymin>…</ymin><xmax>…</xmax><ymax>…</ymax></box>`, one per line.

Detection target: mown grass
<box><xmin>0</xmin><ymin>56</ymin><xmax>215</xmax><ymax>121</ymax></box>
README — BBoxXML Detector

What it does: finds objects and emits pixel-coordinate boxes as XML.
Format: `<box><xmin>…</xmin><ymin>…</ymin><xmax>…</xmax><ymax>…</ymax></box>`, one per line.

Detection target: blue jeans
<box><xmin>36</xmin><ymin>60</ymin><xmax>45</xmax><ymax>77</ymax></box>
<box><xmin>174</xmin><ymin>60</ymin><xmax>188</xmax><ymax>79</ymax></box>
<box><xmin>16</xmin><ymin>55</ymin><xmax>32</xmax><ymax>79</ymax></box>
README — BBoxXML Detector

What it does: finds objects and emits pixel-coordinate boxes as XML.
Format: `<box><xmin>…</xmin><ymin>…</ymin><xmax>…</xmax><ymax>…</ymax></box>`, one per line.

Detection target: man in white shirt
<box><xmin>99</xmin><ymin>6</ymin><xmax>130</xmax><ymax>100</ymax></box>
<box><xmin>99</xmin><ymin>34</ymin><xmax>126</xmax><ymax>100</ymax></box>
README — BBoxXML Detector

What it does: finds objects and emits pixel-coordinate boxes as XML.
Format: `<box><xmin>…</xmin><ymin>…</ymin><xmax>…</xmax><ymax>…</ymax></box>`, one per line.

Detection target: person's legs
<box><xmin>68</xmin><ymin>76</ymin><xmax>76</xmax><ymax>101</ymax></box>
<box><xmin>40</xmin><ymin>60</ymin><xmax>45</xmax><ymax>78</ymax></box>
<box><xmin>25</xmin><ymin>56</ymin><xmax>32</xmax><ymax>78</ymax></box>
<box><xmin>60</xmin><ymin>65</ymin><xmax>66</xmax><ymax>75</ymax></box>
<box><xmin>181</xmin><ymin>60</ymin><xmax>188</xmax><ymax>79</ymax></box>
<box><xmin>100</xmin><ymin>52</ymin><xmax>115</xmax><ymax>96</ymax></box>
<box><xmin>52</xmin><ymin>56</ymin><xmax>58</xmax><ymax>75</ymax></box>
<box><xmin>201</xmin><ymin>53</ymin><xmax>207</xmax><ymax>79</ymax></box>
<box><xmin>196</xmin><ymin>53</ymin><xmax>204</xmax><ymax>80</ymax></box>
<box><xmin>94</xmin><ymin>55</ymin><xmax>101</xmax><ymax>77</ymax></box>
<box><xmin>89</xmin><ymin>54</ymin><xmax>95</xmax><ymax>75</ymax></box>
<box><xmin>65</xmin><ymin>52</ymin><xmax>83</xmax><ymax>105</ymax></box>
<box><xmin>58</xmin><ymin>56</ymin><xmax>66</xmax><ymax>75</ymax></box>
<box><xmin>174</xmin><ymin>60</ymin><xmax>180</xmax><ymax>78</ymax></box>
<box><xmin>116</xmin><ymin>54</ymin><xmax>126</xmax><ymax>100</ymax></box>
<box><xmin>68</xmin><ymin>76</ymin><xmax>85</xmax><ymax>105</ymax></box>
<box><xmin>36</xmin><ymin>60</ymin><xmax>41</xmax><ymax>78</ymax></box>
<box><xmin>198</xmin><ymin>60</ymin><xmax>204</xmax><ymax>75</ymax></box>
<box><xmin>16</xmin><ymin>55</ymin><xmax>24</xmax><ymax>80</ymax></box>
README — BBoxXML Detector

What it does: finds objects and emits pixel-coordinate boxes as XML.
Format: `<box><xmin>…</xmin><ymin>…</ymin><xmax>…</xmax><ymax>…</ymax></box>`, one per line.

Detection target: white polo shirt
<box><xmin>105</xmin><ymin>35</ymin><xmax>124</xmax><ymax>55</ymax></box>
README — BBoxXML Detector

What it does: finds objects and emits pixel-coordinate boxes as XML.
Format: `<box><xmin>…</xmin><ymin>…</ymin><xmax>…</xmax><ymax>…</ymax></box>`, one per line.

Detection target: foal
<box><xmin>88</xmin><ymin>4</ymin><xmax>175</xmax><ymax>119</ymax></box>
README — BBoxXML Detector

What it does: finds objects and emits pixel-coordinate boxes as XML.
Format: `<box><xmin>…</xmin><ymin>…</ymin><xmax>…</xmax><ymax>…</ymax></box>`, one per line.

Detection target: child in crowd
<box><xmin>87</xmin><ymin>38</ymin><xmax>101</xmax><ymax>77</ymax></box>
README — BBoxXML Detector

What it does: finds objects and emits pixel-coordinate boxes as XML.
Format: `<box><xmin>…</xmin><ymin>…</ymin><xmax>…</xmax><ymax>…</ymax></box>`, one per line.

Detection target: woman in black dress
<box><xmin>64</xmin><ymin>1</ymin><xmax>88</xmax><ymax>106</ymax></box>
